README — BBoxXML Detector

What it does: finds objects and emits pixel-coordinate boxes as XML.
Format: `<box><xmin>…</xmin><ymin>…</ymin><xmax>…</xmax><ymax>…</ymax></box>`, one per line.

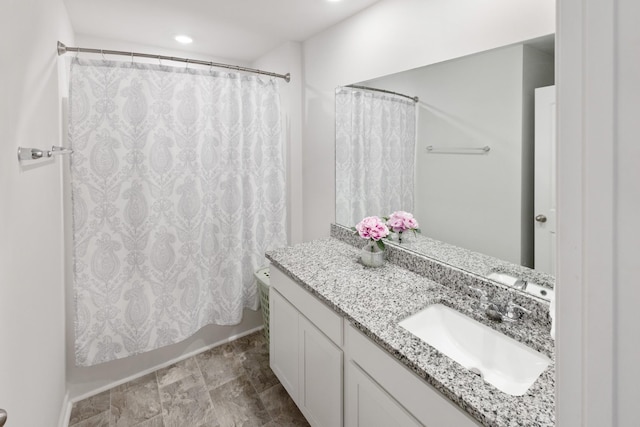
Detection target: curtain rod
<box><xmin>57</xmin><ymin>41</ymin><xmax>291</xmax><ymax>83</ymax></box>
<box><xmin>345</xmin><ymin>84</ymin><xmax>418</xmax><ymax>102</ymax></box>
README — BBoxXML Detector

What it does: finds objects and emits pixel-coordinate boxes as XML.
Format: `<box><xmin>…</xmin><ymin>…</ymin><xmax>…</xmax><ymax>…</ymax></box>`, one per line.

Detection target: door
<box><xmin>298</xmin><ymin>315</ymin><xmax>343</xmax><ymax>427</ymax></box>
<box><xmin>269</xmin><ymin>288</ymin><xmax>300</xmax><ymax>399</ymax></box>
<box><xmin>534</xmin><ymin>85</ymin><xmax>557</xmax><ymax>275</ymax></box>
<box><xmin>345</xmin><ymin>361</ymin><xmax>422</xmax><ymax>427</ymax></box>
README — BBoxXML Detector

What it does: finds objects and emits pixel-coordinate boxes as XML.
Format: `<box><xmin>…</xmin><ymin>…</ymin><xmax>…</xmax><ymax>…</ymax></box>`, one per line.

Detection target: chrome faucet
<box><xmin>511</xmin><ymin>278</ymin><xmax>528</xmax><ymax>291</ymax></box>
<box><xmin>469</xmin><ymin>287</ymin><xmax>530</xmax><ymax>323</ymax></box>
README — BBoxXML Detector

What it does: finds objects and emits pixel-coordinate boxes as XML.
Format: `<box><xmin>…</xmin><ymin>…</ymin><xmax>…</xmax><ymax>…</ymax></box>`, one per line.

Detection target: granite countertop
<box><xmin>266</xmin><ymin>238</ymin><xmax>555</xmax><ymax>427</ymax></box>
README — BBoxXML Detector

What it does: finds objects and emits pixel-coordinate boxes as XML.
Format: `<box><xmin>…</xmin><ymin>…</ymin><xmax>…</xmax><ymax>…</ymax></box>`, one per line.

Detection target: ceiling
<box><xmin>63</xmin><ymin>0</ymin><xmax>382</xmax><ymax>63</ymax></box>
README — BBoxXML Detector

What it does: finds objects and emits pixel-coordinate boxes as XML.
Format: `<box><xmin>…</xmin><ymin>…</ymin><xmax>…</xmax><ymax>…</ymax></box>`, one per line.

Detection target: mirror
<box><xmin>335</xmin><ymin>35</ymin><xmax>556</xmax><ymax>290</ymax></box>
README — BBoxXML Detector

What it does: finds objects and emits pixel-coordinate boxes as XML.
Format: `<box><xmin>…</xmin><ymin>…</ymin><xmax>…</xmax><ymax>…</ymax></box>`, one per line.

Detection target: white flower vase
<box><xmin>360</xmin><ymin>241</ymin><xmax>385</xmax><ymax>267</ymax></box>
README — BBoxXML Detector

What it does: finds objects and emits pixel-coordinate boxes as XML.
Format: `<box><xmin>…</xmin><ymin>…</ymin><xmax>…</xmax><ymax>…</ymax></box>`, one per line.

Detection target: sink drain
<box><xmin>469</xmin><ymin>367</ymin><xmax>484</xmax><ymax>379</ymax></box>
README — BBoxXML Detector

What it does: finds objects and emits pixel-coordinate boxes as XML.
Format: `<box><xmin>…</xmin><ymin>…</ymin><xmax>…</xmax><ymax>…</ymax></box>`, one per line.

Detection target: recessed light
<box><xmin>175</xmin><ymin>35</ymin><xmax>193</xmax><ymax>44</ymax></box>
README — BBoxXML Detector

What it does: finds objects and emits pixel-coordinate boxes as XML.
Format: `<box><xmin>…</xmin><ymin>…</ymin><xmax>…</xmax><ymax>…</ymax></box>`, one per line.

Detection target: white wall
<box><xmin>73</xmin><ymin>34</ymin><xmax>249</xmax><ymax>67</ymax></box>
<box><xmin>301</xmin><ymin>0</ymin><xmax>556</xmax><ymax>242</ymax></box>
<box><xmin>0</xmin><ymin>0</ymin><xmax>74</xmax><ymax>425</ymax></box>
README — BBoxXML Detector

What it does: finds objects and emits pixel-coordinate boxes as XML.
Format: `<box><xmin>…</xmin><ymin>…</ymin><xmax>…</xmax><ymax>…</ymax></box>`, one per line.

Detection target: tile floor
<box><xmin>68</xmin><ymin>331</ymin><xmax>310</xmax><ymax>427</ymax></box>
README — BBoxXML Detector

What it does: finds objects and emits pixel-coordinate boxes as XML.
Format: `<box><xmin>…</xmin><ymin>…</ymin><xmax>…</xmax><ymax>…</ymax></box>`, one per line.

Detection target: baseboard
<box><xmin>69</xmin><ymin>325</ymin><xmax>264</xmax><ymax>405</ymax></box>
<box><xmin>58</xmin><ymin>391</ymin><xmax>72</xmax><ymax>427</ymax></box>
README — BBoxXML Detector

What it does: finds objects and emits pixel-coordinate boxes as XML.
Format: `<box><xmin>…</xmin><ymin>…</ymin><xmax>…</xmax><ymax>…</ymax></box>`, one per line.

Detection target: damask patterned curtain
<box><xmin>335</xmin><ymin>88</ymin><xmax>416</xmax><ymax>226</ymax></box>
<box><xmin>69</xmin><ymin>59</ymin><xmax>286</xmax><ymax>366</ymax></box>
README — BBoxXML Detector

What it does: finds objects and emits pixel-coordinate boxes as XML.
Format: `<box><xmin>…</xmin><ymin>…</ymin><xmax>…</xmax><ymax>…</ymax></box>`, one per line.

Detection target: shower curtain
<box><xmin>335</xmin><ymin>88</ymin><xmax>416</xmax><ymax>226</ymax></box>
<box><xmin>69</xmin><ymin>59</ymin><xmax>286</xmax><ymax>366</ymax></box>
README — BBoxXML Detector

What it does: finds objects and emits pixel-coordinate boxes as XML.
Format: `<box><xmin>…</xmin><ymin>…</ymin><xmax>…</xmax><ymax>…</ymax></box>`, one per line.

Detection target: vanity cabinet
<box><xmin>269</xmin><ymin>267</ymin><xmax>343</xmax><ymax>427</ymax></box>
<box><xmin>269</xmin><ymin>265</ymin><xmax>480</xmax><ymax>427</ymax></box>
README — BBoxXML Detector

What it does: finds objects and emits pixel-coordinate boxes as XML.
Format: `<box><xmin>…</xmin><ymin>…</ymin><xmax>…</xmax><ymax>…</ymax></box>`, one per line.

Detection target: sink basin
<box><xmin>399</xmin><ymin>304</ymin><xmax>550</xmax><ymax>396</ymax></box>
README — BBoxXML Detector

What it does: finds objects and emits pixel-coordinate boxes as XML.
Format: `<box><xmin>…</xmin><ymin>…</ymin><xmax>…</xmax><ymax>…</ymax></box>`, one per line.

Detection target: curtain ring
<box><xmin>185</xmin><ymin>59</ymin><xmax>189</xmax><ymax>70</ymax></box>
<box><xmin>131</xmin><ymin>52</ymin><xmax>134</xmax><ymax>64</ymax></box>
<box><xmin>158</xmin><ymin>56</ymin><xmax>162</xmax><ymax>66</ymax></box>
<box><xmin>101</xmin><ymin>49</ymin><xmax>105</xmax><ymax>61</ymax></box>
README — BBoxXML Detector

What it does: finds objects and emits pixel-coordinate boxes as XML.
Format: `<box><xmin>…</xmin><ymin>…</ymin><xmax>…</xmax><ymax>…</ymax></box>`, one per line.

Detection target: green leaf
<box><xmin>376</xmin><ymin>240</ymin><xmax>385</xmax><ymax>251</ymax></box>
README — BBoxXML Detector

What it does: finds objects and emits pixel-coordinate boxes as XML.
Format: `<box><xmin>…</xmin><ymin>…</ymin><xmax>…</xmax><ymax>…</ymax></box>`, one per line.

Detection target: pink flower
<box><xmin>386</xmin><ymin>211</ymin><xmax>419</xmax><ymax>233</ymax></box>
<box><xmin>355</xmin><ymin>216</ymin><xmax>390</xmax><ymax>242</ymax></box>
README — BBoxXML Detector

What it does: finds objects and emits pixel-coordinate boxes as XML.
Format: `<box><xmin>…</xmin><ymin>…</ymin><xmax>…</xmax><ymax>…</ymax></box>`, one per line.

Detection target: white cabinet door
<box><xmin>269</xmin><ymin>288</ymin><xmax>300</xmax><ymax>399</ymax></box>
<box><xmin>299</xmin><ymin>315</ymin><xmax>343</xmax><ymax>427</ymax></box>
<box><xmin>346</xmin><ymin>361</ymin><xmax>422</xmax><ymax>427</ymax></box>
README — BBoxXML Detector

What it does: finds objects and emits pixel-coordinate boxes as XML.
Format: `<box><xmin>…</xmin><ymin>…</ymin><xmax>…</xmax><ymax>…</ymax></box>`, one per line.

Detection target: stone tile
<box><xmin>156</xmin><ymin>357</ymin><xmax>201</xmax><ymax>388</ymax></box>
<box><xmin>112</xmin><ymin>372</ymin><xmax>158</xmax><ymax>393</ymax></box>
<box><xmin>231</xmin><ymin>331</ymin><xmax>266</xmax><ymax>353</ymax></box>
<box><xmin>111</xmin><ymin>374</ymin><xmax>162</xmax><ymax>427</ymax></box>
<box><xmin>137</xmin><ymin>415</ymin><xmax>165</xmax><ymax>427</ymax></box>
<box><xmin>259</xmin><ymin>383</ymin><xmax>308</xmax><ymax>425</ymax></box>
<box><xmin>160</xmin><ymin>373</ymin><xmax>218</xmax><ymax>427</ymax></box>
<box><xmin>240</xmin><ymin>342</ymin><xmax>279</xmax><ymax>394</ymax></box>
<box><xmin>195</xmin><ymin>343</ymin><xmax>245</xmax><ymax>390</ymax></box>
<box><xmin>71</xmin><ymin>333</ymin><xmax>307</xmax><ymax>427</ymax></box>
<box><xmin>69</xmin><ymin>390</ymin><xmax>110</xmax><ymax>425</ymax></box>
<box><xmin>262</xmin><ymin>414</ymin><xmax>311</xmax><ymax>427</ymax></box>
<box><xmin>209</xmin><ymin>375</ymin><xmax>270</xmax><ymax>427</ymax></box>
<box><xmin>70</xmin><ymin>410</ymin><xmax>110</xmax><ymax>427</ymax></box>
<box><xmin>231</xmin><ymin>331</ymin><xmax>279</xmax><ymax>394</ymax></box>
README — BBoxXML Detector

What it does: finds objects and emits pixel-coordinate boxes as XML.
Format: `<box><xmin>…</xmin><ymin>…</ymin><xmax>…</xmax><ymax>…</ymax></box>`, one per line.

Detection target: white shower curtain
<box><xmin>335</xmin><ymin>88</ymin><xmax>416</xmax><ymax>226</ymax></box>
<box><xmin>69</xmin><ymin>59</ymin><xmax>286</xmax><ymax>366</ymax></box>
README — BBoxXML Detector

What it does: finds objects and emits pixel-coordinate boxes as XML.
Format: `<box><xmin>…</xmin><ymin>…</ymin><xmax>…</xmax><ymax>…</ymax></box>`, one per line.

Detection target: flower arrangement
<box><xmin>354</xmin><ymin>216</ymin><xmax>390</xmax><ymax>251</ymax></box>
<box><xmin>384</xmin><ymin>211</ymin><xmax>420</xmax><ymax>243</ymax></box>
<box><xmin>386</xmin><ymin>210</ymin><xmax>420</xmax><ymax>234</ymax></box>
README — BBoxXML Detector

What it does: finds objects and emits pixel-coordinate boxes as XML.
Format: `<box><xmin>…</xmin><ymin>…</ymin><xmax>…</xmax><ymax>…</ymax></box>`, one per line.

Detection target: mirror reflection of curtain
<box><xmin>69</xmin><ymin>59</ymin><xmax>286</xmax><ymax>366</ymax></box>
<box><xmin>335</xmin><ymin>88</ymin><xmax>416</xmax><ymax>226</ymax></box>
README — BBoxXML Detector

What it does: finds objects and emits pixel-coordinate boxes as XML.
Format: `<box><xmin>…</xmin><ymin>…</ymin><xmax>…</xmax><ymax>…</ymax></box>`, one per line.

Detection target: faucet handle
<box><xmin>504</xmin><ymin>301</ymin><xmax>531</xmax><ymax>321</ymax></box>
<box><xmin>468</xmin><ymin>286</ymin><xmax>486</xmax><ymax>297</ymax></box>
<box><xmin>468</xmin><ymin>287</ymin><xmax>490</xmax><ymax>307</ymax></box>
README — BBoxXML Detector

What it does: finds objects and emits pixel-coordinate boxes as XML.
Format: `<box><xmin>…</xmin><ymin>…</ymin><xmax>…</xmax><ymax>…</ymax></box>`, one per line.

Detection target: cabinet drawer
<box><xmin>346</xmin><ymin>324</ymin><xmax>480</xmax><ymax>427</ymax></box>
<box><xmin>271</xmin><ymin>266</ymin><xmax>343</xmax><ymax>346</ymax></box>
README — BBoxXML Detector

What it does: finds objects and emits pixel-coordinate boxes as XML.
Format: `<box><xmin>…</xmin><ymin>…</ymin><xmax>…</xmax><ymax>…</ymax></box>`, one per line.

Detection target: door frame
<box><xmin>556</xmin><ymin>0</ymin><xmax>621</xmax><ymax>425</ymax></box>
